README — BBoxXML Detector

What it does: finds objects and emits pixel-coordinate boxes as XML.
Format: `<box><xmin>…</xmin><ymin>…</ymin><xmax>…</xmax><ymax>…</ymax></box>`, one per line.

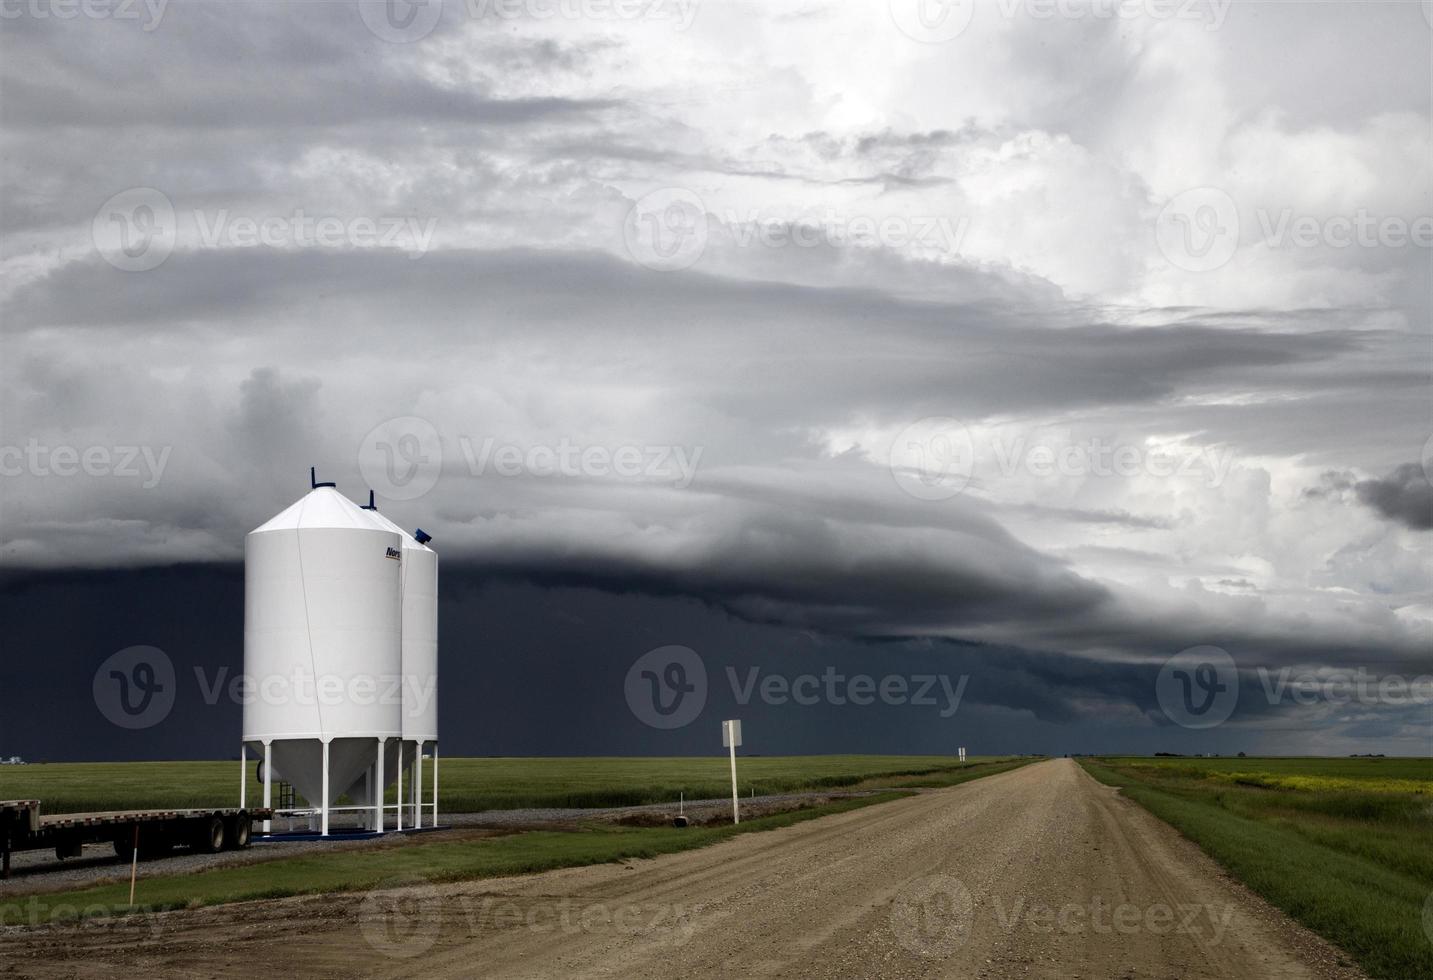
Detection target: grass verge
<box><xmin>1</xmin><ymin>792</ymin><xmax>910</xmax><ymax>927</ymax></box>
<box><xmin>1080</xmin><ymin>757</ymin><xmax>1433</xmax><ymax>980</ymax></box>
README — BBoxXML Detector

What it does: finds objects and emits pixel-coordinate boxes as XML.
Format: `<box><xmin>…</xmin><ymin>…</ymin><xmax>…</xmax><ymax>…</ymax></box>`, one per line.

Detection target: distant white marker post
<box><xmin>722</xmin><ymin>719</ymin><xmax>743</xmax><ymax>825</ymax></box>
<box><xmin>959</xmin><ymin>746</ymin><xmax>966</xmax><ymax>763</ymax></box>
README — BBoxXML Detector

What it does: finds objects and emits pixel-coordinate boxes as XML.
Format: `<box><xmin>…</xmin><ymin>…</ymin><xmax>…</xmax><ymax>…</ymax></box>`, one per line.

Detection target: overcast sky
<box><xmin>1</xmin><ymin>0</ymin><xmax>1429</xmax><ymax>759</ymax></box>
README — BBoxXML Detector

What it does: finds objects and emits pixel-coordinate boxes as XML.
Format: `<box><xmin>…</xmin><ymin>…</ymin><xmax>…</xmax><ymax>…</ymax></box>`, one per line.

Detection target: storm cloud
<box><xmin>1356</xmin><ymin>463</ymin><xmax>1433</xmax><ymax>530</ymax></box>
<box><xmin>1</xmin><ymin>1</ymin><xmax>1429</xmax><ymax>756</ymax></box>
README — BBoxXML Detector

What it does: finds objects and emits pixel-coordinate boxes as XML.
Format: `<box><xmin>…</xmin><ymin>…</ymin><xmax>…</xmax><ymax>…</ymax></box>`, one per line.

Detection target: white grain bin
<box><xmin>346</xmin><ymin>492</ymin><xmax>439</xmax><ymax>827</ymax></box>
<box><xmin>242</xmin><ymin>471</ymin><xmax>403</xmax><ymax>835</ymax></box>
<box><xmin>360</xmin><ymin>498</ymin><xmax>438</xmax><ymax>745</ymax></box>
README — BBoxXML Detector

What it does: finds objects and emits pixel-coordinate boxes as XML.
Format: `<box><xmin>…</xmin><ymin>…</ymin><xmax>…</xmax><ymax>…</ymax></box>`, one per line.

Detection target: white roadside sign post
<box><xmin>722</xmin><ymin>719</ymin><xmax>743</xmax><ymax>825</ymax></box>
<box><xmin>959</xmin><ymin>746</ymin><xmax>966</xmax><ymax>763</ymax></box>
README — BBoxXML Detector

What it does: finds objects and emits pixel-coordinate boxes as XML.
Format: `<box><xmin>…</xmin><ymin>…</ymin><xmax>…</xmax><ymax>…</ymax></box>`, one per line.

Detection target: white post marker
<box><xmin>959</xmin><ymin>746</ymin><xmax>966</xmax><ymax>763</ymax></box>
<box><xmin>127</xmin><ymin>824</ymin><xmax>139</xmax><ymax>907</ymax></box>
<box><xmin>722</xmin><ymin>720</ymin><xmax>743</xmax><ymax>825</ymax></box>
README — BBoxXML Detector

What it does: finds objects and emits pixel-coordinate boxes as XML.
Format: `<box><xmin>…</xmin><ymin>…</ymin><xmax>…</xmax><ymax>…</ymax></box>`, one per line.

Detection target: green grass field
<box><xmin>0</xmin><ymin>755</ymin><xmax>1021</xmax><ymax>814</ymax></box>
<box><xmin>0</xmin><ymin>757</ymin><xmax>1036</xmax><ymax>925</ymax></box>
<box><xmin>1081</xmin><ymin>756</ymin><xmax>1433</xmax><ymax>980</ymax></box>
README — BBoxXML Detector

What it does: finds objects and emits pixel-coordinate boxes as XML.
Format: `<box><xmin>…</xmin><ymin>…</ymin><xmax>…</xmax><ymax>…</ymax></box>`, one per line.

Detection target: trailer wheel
<box><xmin>227</xmin><ymin>814</ymin><xmax>252</xmax><ymax>850</ymax></box>
<box><xmin>113</xmin><ymin>836</ymin><xmax>135</xmax><ymax>861</ymax></box>
<box><xmin>196</xmin><ymin>816</ymin><xmax>226</xmax><ymax>854</ymax></box>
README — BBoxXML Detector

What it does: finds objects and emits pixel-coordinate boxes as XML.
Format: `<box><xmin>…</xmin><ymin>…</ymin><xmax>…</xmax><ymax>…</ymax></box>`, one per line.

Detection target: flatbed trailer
<box><xmin>0</xmin><ymin>800</ymin><xmax>271</xmax><ymax>877</ymax></box>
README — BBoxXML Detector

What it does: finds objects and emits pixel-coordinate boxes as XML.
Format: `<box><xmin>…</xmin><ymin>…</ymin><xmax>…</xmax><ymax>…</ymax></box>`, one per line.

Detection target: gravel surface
<box><xmin>0</xmin><ymin>761</ymin><xmax>1370</xmax><ymax>979</ymax></box>
<box><xmin>446</xmin><ymin>790</ymin><xmax>877</xmax><ymax>829</ymax></box>
<box><xmin>0</xmin><ymin>791</ymin><xmax>873</xmax><ymax>895</ymax></box>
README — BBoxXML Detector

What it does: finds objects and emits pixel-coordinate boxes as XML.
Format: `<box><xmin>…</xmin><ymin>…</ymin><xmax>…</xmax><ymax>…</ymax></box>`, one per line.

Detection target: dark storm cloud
<box><xmin>1</xmin><ymin>0</ymin><xmax>1428</xmax><ymax>760</ymax></box>
<box><xmin>6</xmin><ymin>568</ymin><xmax>1421</xmax><ymax>763</ymax></box>
<box><xmin>1306</xmin><ymin>465</ymin><xmax>1433</xmax><ymax>532</ymax></box>
<box><xmin>460</xmin><ymin>497</ymin><xmax>1114</xmax><ymax>636</ymax></box>
<box><xmin>0</xmin><ymin>73</ymin><xmax>620</xmax><ymax>129</ymax></box>
<box><xmin>4</xmin><ymin>247</ymin><xmax>1367</xmax><ymax>415</ymax></box>
<box><xmin>1007</xmin><ymin>505</ymin><xmax>1173</xmax><ymax>530</ymax></box>
<box><xmin>4</xmin><ymin>245</ymin><xmax>1428</xmax><ymax>673</ymax></box>
<box><xmin>1</xmin><ymin>4</ymin><xmax>622</xmax><ymax>129</ymax></box>
<box><xmin>1355</xmin><ymin>464</ymin><xmax>1433</xmax><ymax>530</ymax></box>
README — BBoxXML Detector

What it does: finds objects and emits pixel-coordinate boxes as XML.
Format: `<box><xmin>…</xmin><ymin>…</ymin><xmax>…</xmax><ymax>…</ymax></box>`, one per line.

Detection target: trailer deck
<box><xmin>1</xmin><ymin>799</ymin><xmax>271</xmax><ymax>877</ymax></box>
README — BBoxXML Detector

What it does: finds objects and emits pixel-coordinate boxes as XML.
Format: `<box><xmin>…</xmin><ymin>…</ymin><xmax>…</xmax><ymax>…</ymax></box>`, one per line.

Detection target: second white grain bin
<box><xmin>347</xmin><ymin>492</ymin><xmax>439</xmax><ymax>828</ymax></box>
<box><xmin>241</xmin><ymin>471</ymin><xmax>403</xmax><ymax>836</ymax></box>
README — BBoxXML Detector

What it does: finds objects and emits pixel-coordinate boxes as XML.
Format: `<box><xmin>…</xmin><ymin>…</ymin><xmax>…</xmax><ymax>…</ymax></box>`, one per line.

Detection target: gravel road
<box><xmin>0</xmin><ymin>760</ymin><xmax>1368</xmax><ymax>979</ymax></box>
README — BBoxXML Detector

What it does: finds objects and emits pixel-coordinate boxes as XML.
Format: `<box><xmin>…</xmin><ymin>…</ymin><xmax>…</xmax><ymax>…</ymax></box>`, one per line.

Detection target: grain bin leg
<box><xmin>320</xmin><ymin>740</ymin><xmax>330</xmax><ymax>838</ymax></box>
<box><xmin>262</xmin><ymin>741</ymin><xmax>272</xmax><ymax>833</ymax></box>
<box><xmin>239</xmin><ymin>744</ymin><xmax>247</xmax><ymax>809</ymax></box>
<box><xmin>432</xmin><ymin>746</ymin><xmax>439</xmax><ymax>827</ymax></box>
<box><xmin>414</xmin><ymin>745</ymin><xmax>424</xmax><ymax>829</ymax></box>
<box><xmin>409</xmin><ymin>747</ymin><xmax>418</xmax><ymax>826</ymax></box>
<box><xmin>395</xmin><ymin>743</ymin><xmax>404</xmax><ymax>833</ymax></box>
<box><xmin>361</xmin><ymin>767</ymin><xmax>372</xmax><ymax>831</ymax></box>
<box><xmin>375</xmin><ymin>737</ymin><xmax>385</xmax><ymax>833</ymax></box>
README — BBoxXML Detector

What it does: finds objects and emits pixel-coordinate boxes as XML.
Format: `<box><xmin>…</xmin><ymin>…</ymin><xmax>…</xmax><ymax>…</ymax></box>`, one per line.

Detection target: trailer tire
<box><xmin>196</xmin><ymin>816</ymin><xmax>226</xmax><ymax>854</ymax></box>
<box><xmin>227</xmin><ymin>814</ymin><xmax>252</xmax><ymax>850</ymax></box>
<box><xmin>113</xmin><ymin>837</ymin><xmax>134</xmax><ymax>861</ymax></box>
